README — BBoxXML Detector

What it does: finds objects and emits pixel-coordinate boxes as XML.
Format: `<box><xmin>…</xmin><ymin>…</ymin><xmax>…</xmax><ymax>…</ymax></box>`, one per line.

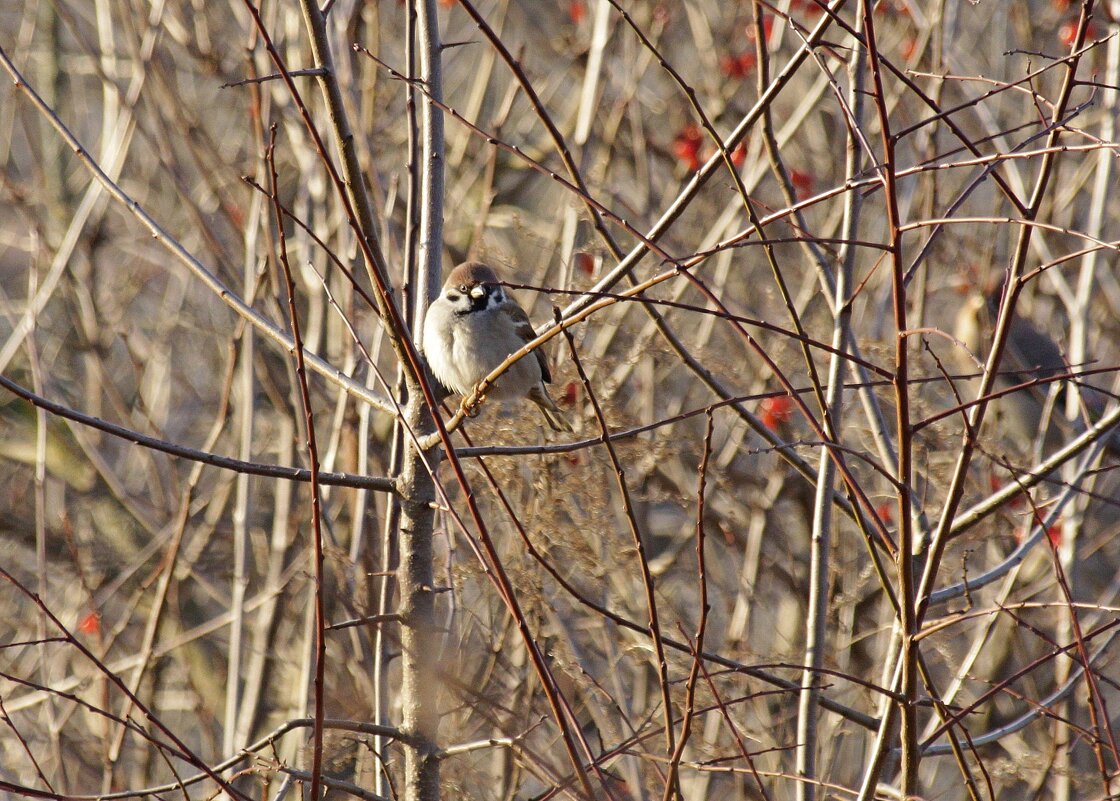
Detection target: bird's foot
<box><xmin>459</xmin><ymin>391</ymin><xmax>486</xmax><ymax>418</ymax></box>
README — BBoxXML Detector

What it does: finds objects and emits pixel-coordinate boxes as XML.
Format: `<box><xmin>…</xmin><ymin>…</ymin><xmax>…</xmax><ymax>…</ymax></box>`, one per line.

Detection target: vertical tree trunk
<box><xmin>397</xmin><ymin>417</ymin><xmax>441</xmax><ymax>801</ymax></box>
<box><xmin>400</xmin><ymin>1</ymin><xmax>445</xmax><ymax>797</ymax></box>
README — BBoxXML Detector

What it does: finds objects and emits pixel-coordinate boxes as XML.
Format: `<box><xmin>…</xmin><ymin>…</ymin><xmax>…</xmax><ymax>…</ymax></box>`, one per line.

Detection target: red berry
<box><xmin>760</xmin><ymin>395</ymin><xmax>795</xmax><ymax>430</ymax></box>
<box><xmin>1056</xmin><ymin>20</ymin><xmax>1094</xmax><ymax>45</ymax></box>
<box><xmin>720</xmin><ymin>54</ymin><xmax>748</xmax><ymax>78</ymax></box>
<box><xmin>721</xmin><ymin>52</ymin><xmax>757</xmax><ymax>78</ymax></box>
<box><xmin>672</xmin><ymin>124</ymin><xmax>703</xmax><ymax>170</ymax></box>
<box><xmin>747</xmin><ymin>16</ymin><xmax>775</xmax><ymax>43</ymax></box>
<box><xmin>730</xmin><ymin>141</ymin><xmax>747</xmax><ymax>167</ymax></box>
<box><xmin>568</xmin><ymin>0</ymin><xmax>586</xmax><ymax>24</ymax></box>
<box><xmin>78</xmin><ymin>612</ymin><xmax>101</xmax><ymax>635</ymax></box>
<box><xmin>790</xmin><ymin>169</ymin><xmax>813</xmax><ymax>199</ymax></box>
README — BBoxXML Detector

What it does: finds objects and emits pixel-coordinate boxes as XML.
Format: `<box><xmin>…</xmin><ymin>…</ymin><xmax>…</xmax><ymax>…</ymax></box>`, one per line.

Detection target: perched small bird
<box><xmin>422</xmin><ymin>261</ymin><xmax>573</xmax><ymax>432</ymax></box>
<box><xmin>953</xmin><ymin>289</ymin><xmax>1120</xmax><ymax>455</ymax></box>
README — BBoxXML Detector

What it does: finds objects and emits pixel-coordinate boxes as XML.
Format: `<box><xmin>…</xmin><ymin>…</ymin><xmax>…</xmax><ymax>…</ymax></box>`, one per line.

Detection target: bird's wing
<box><xmin>1005</xmin><ymin>316</ymin><xmax>1067</xmax><ymax>382</ymax></box>
<box><xmin>501</xmin><ymin>302</ymin><xmax>552</xmax><ymax>384</ymax></box>
<box><xmin>959</xmin><ymin>294</ymin><xmax>1066</xmax><ymax>386</ymax></box>
<box><xmin>983</xmin><ymin>291</ymin><xmax>1067</xmax><ymax>382</ymax></box>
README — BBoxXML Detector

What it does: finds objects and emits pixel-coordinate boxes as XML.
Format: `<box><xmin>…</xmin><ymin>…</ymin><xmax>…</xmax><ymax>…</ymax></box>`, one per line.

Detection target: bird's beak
<box><xmin>469</xmin><ymin>285</ymin><xmax>487</xmax><ymax>299</ymax></box>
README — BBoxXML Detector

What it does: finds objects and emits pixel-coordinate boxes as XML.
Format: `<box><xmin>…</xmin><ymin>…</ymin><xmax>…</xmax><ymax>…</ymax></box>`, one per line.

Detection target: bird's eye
<box><xmin>458</xmin><ymin>285</ymin><xmax>468</xmax><ymax>293</ymax></box>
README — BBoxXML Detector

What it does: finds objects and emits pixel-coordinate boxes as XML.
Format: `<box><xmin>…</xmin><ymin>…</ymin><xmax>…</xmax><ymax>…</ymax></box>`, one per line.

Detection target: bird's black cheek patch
<box><xmin>469</xmin><ymin>292</ymin><xmax>492</xmax><ymax>313</ymax></box>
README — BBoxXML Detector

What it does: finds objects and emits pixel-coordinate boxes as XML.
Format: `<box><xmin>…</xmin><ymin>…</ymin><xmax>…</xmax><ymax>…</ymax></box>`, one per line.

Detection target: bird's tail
<box><xmin>529</xmin><ymin>386</ymin><xmax>573</xmax><ymax>433</ymax></box>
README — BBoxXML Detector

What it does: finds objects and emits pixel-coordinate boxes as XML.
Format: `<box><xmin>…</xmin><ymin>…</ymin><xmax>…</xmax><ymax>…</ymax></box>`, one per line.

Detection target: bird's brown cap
<box><xmin>444</xmin><ymin>261</ymin><xmax>500</xmax><ymax>289</ymax></box>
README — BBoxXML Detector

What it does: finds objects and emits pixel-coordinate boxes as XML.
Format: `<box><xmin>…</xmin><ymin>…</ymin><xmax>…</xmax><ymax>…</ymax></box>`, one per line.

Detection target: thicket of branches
<box><xmin>2</xmin><ymin>1</ymin><xmax>1120</xmax><ymax>799</ymax></box>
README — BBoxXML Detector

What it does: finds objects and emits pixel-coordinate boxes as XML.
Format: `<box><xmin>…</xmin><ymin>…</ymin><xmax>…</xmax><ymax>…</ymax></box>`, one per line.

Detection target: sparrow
<box><xmin>953</xmin><ymin>288</ymin><xmax>1120</xmax><ymax>456</ymax></box>
<box><xmin>422</xmin><ymin>261</ymin><xmax>573</xmax><ymax>432</ymax></box>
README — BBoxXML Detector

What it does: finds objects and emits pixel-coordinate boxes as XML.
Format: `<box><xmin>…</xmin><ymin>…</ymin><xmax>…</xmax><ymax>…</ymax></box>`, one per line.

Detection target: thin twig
<box><xmin>0</xmin><ymin>373</ymin><xmax>397</xmax><ymax>492</ymax></box>
<box><xmin>266</xmin><ymin>124</ymin><xmax>329</xmax><ymax>801</ymax></box>
<box><xmin>661</xmin><ymin>412</ymin><xmax>714</xmax><ymax>801</ymax></box>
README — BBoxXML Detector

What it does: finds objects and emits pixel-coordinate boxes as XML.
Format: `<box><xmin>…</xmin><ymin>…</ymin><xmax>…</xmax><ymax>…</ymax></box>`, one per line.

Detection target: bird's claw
<box><xmin>460</xmin><ymin>391</ymin><xmax>486</xmax><ymax>418</ymax></box>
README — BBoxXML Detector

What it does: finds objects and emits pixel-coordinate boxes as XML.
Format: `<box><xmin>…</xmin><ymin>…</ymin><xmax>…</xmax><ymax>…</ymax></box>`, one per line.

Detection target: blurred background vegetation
<box><xmin>2</xmin><ymin>1</ymin><xmax>1120</xmax><ymax>799</ymax></box>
